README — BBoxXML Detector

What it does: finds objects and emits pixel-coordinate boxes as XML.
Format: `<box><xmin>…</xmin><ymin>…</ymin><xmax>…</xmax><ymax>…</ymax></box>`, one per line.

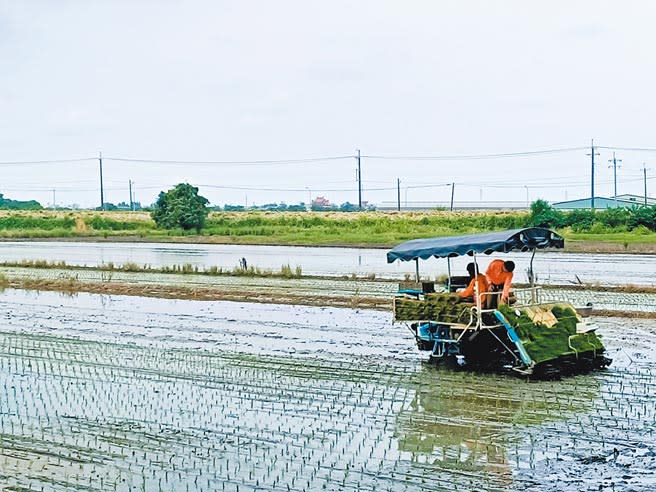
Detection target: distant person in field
<box><xmin>485</xmin><ymin>259</ymin><xmax>515</xmax><ymax>305</ymax></box>
<box><xmin>458</xmin><ymin>262</ymin><xmax>489</xmax><ymax>305</ymax></box>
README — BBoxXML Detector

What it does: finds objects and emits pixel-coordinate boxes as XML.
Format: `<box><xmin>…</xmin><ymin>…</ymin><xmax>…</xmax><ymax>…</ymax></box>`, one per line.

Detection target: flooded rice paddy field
<box><xmin>2</xmin><ymin>241</ymin><xmax>656</xmax><ymax>286</ymax></box>
<box><xmin>1</xmin><ymin>290</ymin><xmax>656</xmax><ymax>491</ymax></box>
<box><xmin>3</xmin><ymin>265</ymin><xmax>656</xmax><ymax>314</ymax></box>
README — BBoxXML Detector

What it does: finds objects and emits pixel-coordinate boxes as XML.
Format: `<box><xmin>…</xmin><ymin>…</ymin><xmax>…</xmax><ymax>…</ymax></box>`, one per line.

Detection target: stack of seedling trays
<box><xmin>499</xmin><ymin>303</ymin><xmax>609</xmax><ymax>376</ymax></box>
<box><xmin>394</xmin><ymin>293</ymin><xmax>472</xmax><ymax>324</ymax></box>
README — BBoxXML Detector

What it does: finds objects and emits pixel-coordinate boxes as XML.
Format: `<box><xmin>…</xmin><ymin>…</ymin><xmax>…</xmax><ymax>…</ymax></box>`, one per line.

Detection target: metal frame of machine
<box><xmin>387</xmin><ymin>228</ymin><xmax>608</xmax><ymax>376</ymax></box>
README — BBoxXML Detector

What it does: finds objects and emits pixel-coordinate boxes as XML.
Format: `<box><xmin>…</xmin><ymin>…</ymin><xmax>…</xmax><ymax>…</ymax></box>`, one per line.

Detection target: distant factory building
<box><xmin>553</xmin><ymin>195</ymin><xmax>655</xmax><ymax>210</ymax></box>
<box><xmin>615</xmin><ymin>194</ymin><xmax>656</xmax><ymax>206</ymax></box>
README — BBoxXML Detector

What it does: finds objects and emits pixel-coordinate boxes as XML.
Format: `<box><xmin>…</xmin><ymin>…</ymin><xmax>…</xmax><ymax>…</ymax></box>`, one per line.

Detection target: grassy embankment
<box><xmin>0</xmin><ymin>209</ymin><xmax>655</xmax><ymax>250</ymax></box>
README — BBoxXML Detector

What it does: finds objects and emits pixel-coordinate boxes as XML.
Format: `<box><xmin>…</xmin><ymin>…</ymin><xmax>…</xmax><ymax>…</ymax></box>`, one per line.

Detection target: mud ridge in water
<box><xmin>4</xmin><ymin>271</ymin><xmax>656</xmax><ymax>318</ymax></box>
<box><xmin>5</xmin><ymin>277</ymin><xmax>391</xmax><ymax>310</ymax></box>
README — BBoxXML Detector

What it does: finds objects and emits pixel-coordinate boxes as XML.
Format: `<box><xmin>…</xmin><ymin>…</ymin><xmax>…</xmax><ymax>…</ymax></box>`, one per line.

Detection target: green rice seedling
<box><xmin>121</xmin><ymin>262</ymin><xmax>141</xmax><ymax>272</ymax></box>
<box><xmin>279</xmin><ymin>264</ymin><xmax>302</xmax><ymax>279</ymax></box>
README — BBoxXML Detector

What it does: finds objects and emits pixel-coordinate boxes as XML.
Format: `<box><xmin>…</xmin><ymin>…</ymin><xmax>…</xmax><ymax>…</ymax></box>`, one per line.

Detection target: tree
<box><xmin>0</xmin><ymin>193</ymin><xmax>42</xmax><ymax>210</ymax></box>
<box><xmin>151</xmin><ymin>183</ymin><xmax>209</xmax><ymax>232</ymax></box>
<box><xmin>528</xmin><ymin>199</ymin><xmax>563</xmax><ymax>228</ymax></box>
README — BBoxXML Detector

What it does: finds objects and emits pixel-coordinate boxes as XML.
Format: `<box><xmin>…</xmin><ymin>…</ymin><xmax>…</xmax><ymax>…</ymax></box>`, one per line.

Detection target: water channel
<box><xmin>0</xmin><ymin>241</ymin><xmax>652</xmax><ymax>286</ymax></box>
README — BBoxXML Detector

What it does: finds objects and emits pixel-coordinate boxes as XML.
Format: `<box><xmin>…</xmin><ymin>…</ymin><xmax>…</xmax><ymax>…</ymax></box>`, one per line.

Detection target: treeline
<box><xmin>529</xmin><ymin>199</ymin><xmax>656</xmax><ymax>233</ymax></box>
<box><xmin>1</xmin><ymin>204</ymin><xmax>655</xmax><ymax>245</ymax></box>
<box><xmin>0</xmin><ymin>193</ymin><xmax>41</xmax><ymax>210</ymax></box>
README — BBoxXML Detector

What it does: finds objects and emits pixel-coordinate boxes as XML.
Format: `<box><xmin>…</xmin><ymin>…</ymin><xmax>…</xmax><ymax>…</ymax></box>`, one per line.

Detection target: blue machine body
<box><xmin>417</xmin><ymin>322</ymin><xmax>461</xmax><ymax>358</ymax></box>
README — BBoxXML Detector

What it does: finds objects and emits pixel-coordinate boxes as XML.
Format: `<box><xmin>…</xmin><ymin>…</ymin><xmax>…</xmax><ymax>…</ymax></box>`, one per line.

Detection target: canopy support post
<box><xmin>473</xmin><ymin>252</ymin><xmax>482</xmax><ymax>329</ymax></box>
<box><xmin>447</xmin><ymin>257</ymin><xmax>452</xmax><ymax>292</ymax></box>
<box><xmin>529</xmin><ymin>248</ymin><xmax>537</xmax><ymax>303</ymax></box>
<box><xmin>415</xmin><ymin>258</ymin><xmax>420</xmax><ymax>283</ymax></box>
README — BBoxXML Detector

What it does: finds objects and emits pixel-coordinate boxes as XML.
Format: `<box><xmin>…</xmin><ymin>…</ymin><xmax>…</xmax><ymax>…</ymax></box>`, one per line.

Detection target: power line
<box><xmin>6</xmin><ymin>174</ymin><xmax>656</xmax><ymax>194</ymax></box>
<box><xmin>0</xmin><ymin>158</ymin><xmax>96</xmax><ymax>166</ymax></box>
<box><xmin>2</xmin><ymin>144</ymin><xmax>656</xmax><ymax>168</ymax></box>
<box><xmin>103</xmin><ymin>155</ymin><xmax>355</xmax><ymax>166</ymax></box>
<box><xmin>3</xmin><ymin>143</ymin><xmax>656</xmax><ymax>205</ymax></box>
<box><xmin>0</xmin><ymin>145</ymin><xmax>609</xmax><ymax>168</ymax></box>
<box><xmin>198</xmin><ymin>183</ymin><xmax>400</xmax><ymax>192</ymax></box>
<box><xmin>362</xmin><ymin>146</ymin><xmax>587</xmax><ymax>160</ymax></box>
<box><xmin>598</xmin><ymin>146</ymin><xmax>656</xmax><ymax>152</ymax></box>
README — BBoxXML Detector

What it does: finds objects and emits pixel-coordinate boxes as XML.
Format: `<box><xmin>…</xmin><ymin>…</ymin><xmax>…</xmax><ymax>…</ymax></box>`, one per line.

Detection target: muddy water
<box><xmin>1</xmin><ymin>241</ymin><xmax>656</xmax><ymax>285</ymax></box>
<box><xmin>0</xmin><ymin>289</ymin><xmax>655</xmax><ymax>491</ymax></box>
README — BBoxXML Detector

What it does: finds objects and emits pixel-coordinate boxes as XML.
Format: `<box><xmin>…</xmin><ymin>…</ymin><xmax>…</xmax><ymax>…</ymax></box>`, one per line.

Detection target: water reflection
<box><xmin>394</xmin><ymin>364</ymin><xmax>601</xmax><ymax>484</ymax></box>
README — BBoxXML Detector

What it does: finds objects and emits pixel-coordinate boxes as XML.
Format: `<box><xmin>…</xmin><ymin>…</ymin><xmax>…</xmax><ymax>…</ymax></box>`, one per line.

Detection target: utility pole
<box><xmin>525</xmin><ymin>185</ymin><xmax>529</xmax><ymax>208</ymax></box>
<box><xmin>99</xmin><ymin>151</ymin><xmax>105</xmax><ymax>211</ymax></box>
<box><xmin>587</xmin><ymin>139</ymin><xmax>600</xmax><ymax>210</ymax></box>
<box><xmin>397</xmin><ymin>178</ymin><xmax>401</xmax><ymax>211</ymax></box>
<box><xmin>52</xmin><ymin>189</ymin><xmax>56</xmax><ymax>210</ymax></box>
<box><xmin>356</xmin><ymin>149</ymin><xmax>362</xmax><ymax>209</ymax></box>
<box><xmin>644</xmin><ymin>163</ymin><xmax>648</xmax><ymax>206</ymax></box>
<box><xmin>450</xmin><ymin>183</ymin><xmax>455</xmax><ymax>211</ymax></box>
<box><xmin>608</xmin><ymin>151</ymin><xmax>622</xmax><ymax>206</ymax></box>
<box><xmin>129</xmin><ymin>180</ymin><xmax>133</xmax><ymax>211</ymax></box>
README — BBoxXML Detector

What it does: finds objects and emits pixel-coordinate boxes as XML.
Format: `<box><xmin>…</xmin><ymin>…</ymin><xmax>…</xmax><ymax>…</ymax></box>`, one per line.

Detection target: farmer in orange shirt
<box><xmin>485</xmin><ymin>259</ymin><xmax>515</xmax><ymax>305</ymax></box>
<box><xmin>458</xmin><ymin>263</ymin><xmax>489</xmax><ymax>305</ymax></box>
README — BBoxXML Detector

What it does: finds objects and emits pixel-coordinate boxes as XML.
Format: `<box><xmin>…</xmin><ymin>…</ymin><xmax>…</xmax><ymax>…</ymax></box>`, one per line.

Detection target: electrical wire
<box><xmin>0</xmin><ymin>158</ymin><xmax>96</xmax><ymax>166</ymax></box>
<box><xmin>1</xmin><ymin>144</ymin><xmax>653</xmax><ymax>167</ymax></box>
<box><xmin>5</xmin><ymin>175</ymin><xmax>656</xmax><ymax>194</ymax></box>
<box><xmin>362</xmin><ymin>146</ymin><xmax>588</xmax><ymax>161</ymax></box>
<box><xmin>104</xmin><ymin>155</ymin><xmax>355</xmax><ymax>166</ymax></box>
<box><xmin>1</xmin><ymin>144</ymin><xmax>655</xmax><ymax>204</ymax></box>
<box><xmin>598</xmin><ymin>146</ymin><xmax>656</xmax><ymax>152</ymax></box>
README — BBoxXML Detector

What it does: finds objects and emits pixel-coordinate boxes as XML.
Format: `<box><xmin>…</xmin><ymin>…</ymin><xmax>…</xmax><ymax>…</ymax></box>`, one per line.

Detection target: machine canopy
<box><xmin>386</xmin><ymin>227</ymin><xmax>564</xmax><ymax>263</ymax></box>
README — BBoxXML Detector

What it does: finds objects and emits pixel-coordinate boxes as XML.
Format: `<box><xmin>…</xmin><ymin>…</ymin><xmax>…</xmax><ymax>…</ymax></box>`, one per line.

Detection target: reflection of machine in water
<box><xmin>393</xmin><ymin>364</ymin><xmax>601</xmax><ymax>486</ymax></box>
<box><xmin>387</xmin><ymin>228</ymin><xmax>611</xmax><ymax>378</ymax></box>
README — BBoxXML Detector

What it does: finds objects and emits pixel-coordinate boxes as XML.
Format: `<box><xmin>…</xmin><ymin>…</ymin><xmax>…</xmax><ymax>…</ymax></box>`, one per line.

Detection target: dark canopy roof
<box><xmin>386</xmin><ymin>228</ymin><xmax>564</xmax><ymax>263</ymax></box>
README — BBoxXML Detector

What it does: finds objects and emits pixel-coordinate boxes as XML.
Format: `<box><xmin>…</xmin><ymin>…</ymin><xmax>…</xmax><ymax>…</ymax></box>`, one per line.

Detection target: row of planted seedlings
<box><xmin>0</xmin><ymin>330</ymin><xmax>463</xmax><ymax>491</ymax></box>
<box><xmin>1</xmin><ymin>315</ymin><xmax>655</xmax><ymax>491</ymax></box>
<box><xmin>0</xmin><ymin>259</ymin><xmax>304</xmax><ymax>279</ymax></box>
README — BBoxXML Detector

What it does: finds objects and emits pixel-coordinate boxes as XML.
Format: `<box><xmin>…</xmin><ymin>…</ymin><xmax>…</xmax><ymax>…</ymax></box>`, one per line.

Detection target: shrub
<box><xmin>627</xmin><ymin>205</ymin><xmax>656</xmax><ymax>231</ymax></box>
<box><xmin>564</xmin><ymin>209</ymin><xmax>595</xmax><ymax>231</ymax></box>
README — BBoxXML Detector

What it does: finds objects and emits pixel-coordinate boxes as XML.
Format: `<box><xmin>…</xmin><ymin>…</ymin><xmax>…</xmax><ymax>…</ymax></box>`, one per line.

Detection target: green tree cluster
<box><xmin>151</xmin><ymin>183</ymin><xmax>209</xmax><ymax>232</ymax></box>
<box><xmin>0</xmin><ymin>193</ymin><xmax>42</xmax><ymax>210</ymax></box>
<box><xmin>529</xmin><ymin>199</ymin><xmax>656</xmax><ymax>232</ymax></box>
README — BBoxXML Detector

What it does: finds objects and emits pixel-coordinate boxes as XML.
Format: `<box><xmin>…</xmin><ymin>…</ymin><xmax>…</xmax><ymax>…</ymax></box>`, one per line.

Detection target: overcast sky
<box><xmin>1</xmin><ymin>1</ymin><xmax>656</xmax><ymax>208</ymax></box>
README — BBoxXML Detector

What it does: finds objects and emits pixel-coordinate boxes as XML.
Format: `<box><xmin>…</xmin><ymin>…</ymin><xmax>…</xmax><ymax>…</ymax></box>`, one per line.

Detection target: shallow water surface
<box><xmin>1</xmin><ymin>241</ymin><xmax>656</xmax><ymax>285</ymax></box>
<box><xmin>0</xmin><ymin>289</ymin><xmax>654</xmax><ymax>491</ymax></box>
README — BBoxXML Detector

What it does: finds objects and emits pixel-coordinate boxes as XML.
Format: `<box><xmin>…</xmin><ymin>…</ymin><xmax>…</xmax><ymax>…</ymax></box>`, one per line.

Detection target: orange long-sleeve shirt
<box><xmin>485</xmin><ymin>259</ymin><xmax>513</xmax><ymax>301</ymax></box>
<box><xmin>458</xmin><ymin>274</ymin><xmax>489</xmax><ymax>304</ymax></box>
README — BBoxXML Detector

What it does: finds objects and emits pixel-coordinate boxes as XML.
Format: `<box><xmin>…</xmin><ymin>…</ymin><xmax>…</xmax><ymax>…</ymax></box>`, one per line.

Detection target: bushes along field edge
<box><xmin>1</xmin><ymin>201</ymin><xmax>656</xmax><ymax>243</ymax></box>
